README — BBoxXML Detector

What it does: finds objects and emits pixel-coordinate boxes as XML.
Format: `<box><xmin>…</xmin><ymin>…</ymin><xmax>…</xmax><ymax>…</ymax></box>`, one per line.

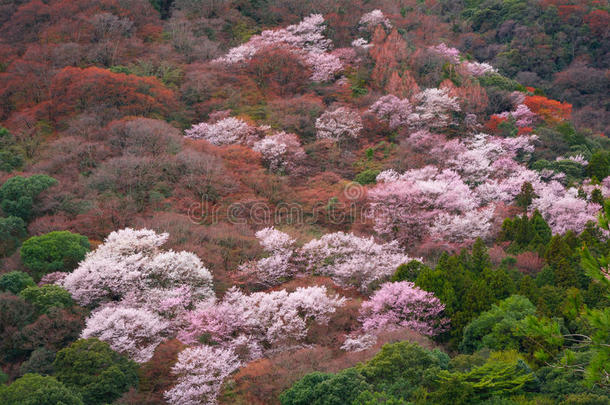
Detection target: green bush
<box><xmin>392</xmin><ymin>260</ymin><xmax>430</xmax><ymax>282</ymax></box>
<box><xmin>0</xmin><ymin>216</ymin><xmax>26</xmax><ymax>257</ymax></box>
<box><xmin>20</xmin><ymin>231</ymin><xmax>90</xmax><ymax>280</ymax></box>
<box><xmin>53</xmin><ymin>338</ymin><xmax>138</xmax><ymax>405</ymax></box>
<box><xmin>0</xmin><ymin>271</ymin><xmax>35</xmax><ymax>294</ymax></box>
<box><xmin>0</xmin><ymin>126</ymin><xmax>24</xmax><ymax>173</ymax></box>
<box><xmin>354</xmin><ymin>169</ymin><xmax>380</xmax><ymax>185</ymax></box>
<box><xmin>459</xmin><ymin>295</ymin><xmax>536</xmax><ymax>354</ymax></box>
<box><xmin>19</xmin><ymin>285</ymin><xmax>74</xmax><ymax>315</ymax></box>
<box><xmin>0</xmin><ymin>373</ymin><xmax>83</xmax><ymax>405</ymax></box>
<box><xmin>0</xmin><ymin>175</ymin><xmax>58</xmax><ymax>221</ymax></box>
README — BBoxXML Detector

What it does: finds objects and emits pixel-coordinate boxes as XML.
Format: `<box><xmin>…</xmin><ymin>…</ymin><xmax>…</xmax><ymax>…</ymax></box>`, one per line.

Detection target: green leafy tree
<box><xmin>0</xmin><ymin>216</ymin><xmax>26</xmax><ymax>257</ymax></box>
<box><xmin>19</xmin><ymin>285</ymin><xmax>74</xmax><ymax>315</ymax></box>
<box><xmin>431</xmin><ymin>352</ymin><xmax>536</xmax><ymax>403</ymax></box>
<box><xmin>20</xmin><ymin>347</ymin><xmax>56</xmax><ymax>376</ymax></box>
<box><xmin>0</xmin><ymin>373</ymin><xmax>83</xmax><ymax>405</ymax></box>
<box><xmin>587</xmin><ymin>150</ymin><xmax>610</xmax><ymax>181</ymax></box>
<box><xmin>392</xmin><ymin>260</ymin><xmax>430</xmax><ymax>282</ymax></box>
<box><xmin>0</xmin><ymin>175</ymin><xmax>58</xmax><ymax>221</ymax></box>
<box><xmin>0</xmin><ymin>126</ymin><xmax>24</xmax><ymax>173</ymax></box>
<box><xmin>357</xmin><ymin>342</ymin><xmax>449</xmax><ymax>400</ymax></box>
<box><xmin>0</xmin><ymin>271</ymin><xmax>35</xmax><ymax>294</ymax></box>
<box><xmin>20</xmin><ymin>231</ymin><xmax>90</xmax><ymax>280</ymax></box>
<box><xmin>460</xmin><ymin>295</ymin><xmax>536</xmax><ymax>354</ymax></box>
<box><xmin>280</xmin><ymin>369</ymin><xmax>372</xmax><ymax>405</ymax></box>
<box><xmin>53</xmin><ymin>338</ymin><xmax>138</xmax><ymax>405</ymax></box>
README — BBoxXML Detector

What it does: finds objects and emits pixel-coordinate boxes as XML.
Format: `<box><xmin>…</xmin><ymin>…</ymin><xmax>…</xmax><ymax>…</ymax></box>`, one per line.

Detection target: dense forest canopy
<box><xmin>0</xmin><ymin>0</ymin><xmax>609</xmax><ymax>404</ymax></box>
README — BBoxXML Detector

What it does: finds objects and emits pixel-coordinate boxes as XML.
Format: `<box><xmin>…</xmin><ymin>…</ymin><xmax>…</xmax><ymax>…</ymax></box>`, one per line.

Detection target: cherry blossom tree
<box><xmin>429</xmin><ymin>43</ymin><xmax>461</xmax><ymax>64</ymax></box>
<box><xmin>184</xmin><ymin>117</ymin><xmax>257</xmax><ymax>146</ymax></box>
<box><xmin>81</xmin><ymin>305</ymin><xmax>170</xmax><ymax>363</ymax></box>
<box><xmin>359</xmin><ymin>10</ymin><xmax>392</xmax><ymax>30</ymax></box>
<box><xmin>359</xmin><ymin>281</ymin><xmax>449</xmax><ymax>336</ymax></box>
<box><xmin>315</xmin><ymin>107</ymin><xmax>363</xmax><ymax>142</ymax></box>
<box><xmin>300</xmin><ymin>232</ymin><xmax>416</xmax><ymax>291</ymax></box>
<box><xmin>214</xmin><ymin>14</ymin><xmax>342</xmax><ymax>82</ymax></box>
<box><xmin>62</xmin><ymin>228</ymin><xmax>214</xmax><ymax>312</ymax></box>
<box><xmin>253</xmin><ymin>132</ymin><xmax>305</xmax><ymax>172</ymax></box>
<box><xmin>239</xmin><ymin>227</ymin><xmax>297</xmax><ymax>285</ymax></box>
<box><xmin>532</xmin><ymin>183</ymin><xmax>600</xmax><ymax>234</ymax></box>
<box><xmin>460</xmin><ymin>61</ymin><xmax>497</xmax><ymax>76</ymax></box>
<box><xmin>308</xmin><ymin>52</ymin><xmax>343</xmax><ymax>82</ymax></box>
<box><xmin>164</xmin><ymin>345</ymin><xmax>242</xmax><ymax>405</ymax></box>
<box><xmin>409</xmin><ymin>88</ymin><xmax>460</xmax><ymax>129</ymax></box>
<box><xmin>496</xmin><ymin>104</ymin><xmax>537</xmax><ymax>128</ymax></box>
<box><xmin>368</xmin><ymin>167</ymin><xmax>478</xmax><ymax>246</ymax></box>
<box><xmin>368</xmin><ymin>94</ymin><xmax>412</xmax><ymax>130</ymax></box>
<box><xmin>178</xmin><ymin>286</ymin><xmax>345</xmax><ymax>356</ymax></box>
<box><xmin>429</xmin><ymin>207</ymin><xmax>496</xmax><ymax>243</ymax></box>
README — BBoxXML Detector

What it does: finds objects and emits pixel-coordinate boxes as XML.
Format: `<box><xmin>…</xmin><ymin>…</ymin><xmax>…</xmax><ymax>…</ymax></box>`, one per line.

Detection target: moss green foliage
<box><xmin>20</xmin><ymin>231</ymin><xmax>90</xmax><ymax>280</ymax></box>
<box><xmin>0</xmin><ymin>373</ymin><xmax>83</xmax><ymax>405</ymax></box>
<box><xmin>499</xmin><ymin>210</ymin><xmax>552</xmax><ymax>254</ymax></box>
<box><xmin>19</xmin><ymin>285</ymin><xmax>74</xmax><ymax>315</ymax></box>
<box><xmin>53</xmin><ymin>338</ymin><xmax>138</xmax><ymax>405</ymax></box>
<box><xmin>392</xmin><ymin>260</ymin><xmax>430</xmax><ymax>282</ymax></box>
<box><xmin>281</xmin><ymin>342</ymin><xmax>449</xmax><ymax>404</ymax></box>
<box><xmin>0</xmin><ymin>126</ymin><xmax>24</xmax><ymax>173</ymax></box>
<box><xmin>459</xmin><ymin>295</ymin><xmax>536</xmax><ymax>354</ymax></box>
<box><xmin>0</xmin><ymin>216</ymin><xmax>27</xmax><ymax>257</ymax></box>
<box><xmin>0</xmin><ymin>271</ymin><xmax>35</xmax><ymax>294</ymax></box>
<box><xmin>0</xmin><ymin>175</ymin><xmax>58</xmax><ymax>222</ymax></box>
<box><xmin>354</xmin><ymin>169</ymin><xmax>380</xmax><ymax>185</ymax></box>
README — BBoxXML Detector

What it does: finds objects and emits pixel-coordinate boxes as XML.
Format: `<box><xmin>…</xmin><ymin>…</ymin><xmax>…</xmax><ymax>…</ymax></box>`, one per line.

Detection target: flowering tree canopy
<box><xmin>315</xmin><ymin>107</ymin><xmax>363</xmax><ymax>141</ymax></box>
<box><xmin>184</xmin><ymin>117</ymin><xmax>256</xmax><ymax>146</ymax></box>
<box><xmin>178</xmin><ymin>286</ymin><xmax>345</xmax><ymax>357</ymax></box>
<box><xmin>359</xmin><ymin>281</ymin><xmax>449</xmax><ymax>336</ymax></box>
<box><xmin>164</xmin><ymin>345</ymin><xmax>242</xmax><ymax>405</ymax></box>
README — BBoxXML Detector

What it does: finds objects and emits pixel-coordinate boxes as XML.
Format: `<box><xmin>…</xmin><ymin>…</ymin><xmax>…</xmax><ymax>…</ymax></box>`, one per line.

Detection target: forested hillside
<box><xmin>0</xmin><ymin>1</ymin><xmax>609</xmax><ymax>404</ymax></box>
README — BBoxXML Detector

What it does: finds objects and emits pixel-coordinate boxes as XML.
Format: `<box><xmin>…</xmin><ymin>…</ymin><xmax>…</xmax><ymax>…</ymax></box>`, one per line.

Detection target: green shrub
<box><xmin>20</xmin><ymin>231</ymin><xmax>90</xmax><ymax>280</ymax></box>
<box><xmin>0</xmin><ymin>271</ymin><xmax>35</xmax><ymax>294</ymax></box>
<box><xmin>53</xmin><ymin>338</ymin><xmax>138</xmax><ymax>405</ymax></box>
<box><xmin>0</xmin><ymin>373</ymin><xmax>83</xmax><ymax>405</ymax></box>
<box><xmin>0</xmin><ymin>175</ymin><xmax>58</xmax><ymax>221</ymax></box>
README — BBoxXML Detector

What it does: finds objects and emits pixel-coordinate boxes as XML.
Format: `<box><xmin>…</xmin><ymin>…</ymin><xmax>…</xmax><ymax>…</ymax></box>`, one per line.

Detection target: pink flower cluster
<box><xmin>184</xmin><ymin>117</ymin><xmax>257</xmax><ymax>145</ymax></box>
<box><xmin>253</xmin><ymin>132</ymin><xmax>306</xmax><ymax>172</ymax></box>
<box><xmin>315</xmin><ymin>107</ymin><xmax>363</xmax><ymax>141</ymax></box>
<box><xmin>359</xmin><ymin>281</ymin><xmax>449</xmax><ymax>336</ymax></box>
<box><xmin>214</xmin><ymin>14</ymin><xmax>342</xmax><ymax>82</ymax></box>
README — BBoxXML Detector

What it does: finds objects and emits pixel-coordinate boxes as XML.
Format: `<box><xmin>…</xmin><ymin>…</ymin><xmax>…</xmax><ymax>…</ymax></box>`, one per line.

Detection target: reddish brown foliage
<box><xmin>246</xmin><ymin>47</ymin><xmax>311</xmax><ymax>95</ymax></box>
<box><xmin>524</xmin><ymin>95</ymin><xmax>572</xmax><ymax>124</ymax></box>
<box><xmin>49</xmin><ymin>67</ymin><xmax>177</xmax><ymax>121</ymax></box>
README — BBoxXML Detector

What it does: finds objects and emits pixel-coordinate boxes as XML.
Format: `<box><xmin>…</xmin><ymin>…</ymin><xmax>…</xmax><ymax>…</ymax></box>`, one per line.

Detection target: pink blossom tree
<box><xmin>359</xmin><ymin>10</ymin><xmax>392</xmax><ymax>30</ymax></box>
<box><xmin>315</xmin><ymin>107</ymin><xmax>363</xmax><ymax>142</ymax></box>
<box><xmin>300</xmin><ymin>232</ymin><xmax>416</xmax><ymax>291</ymax></box>
<box><xmin>359</xmin><ymin>281</ymin><xmax>449</xmax><ymax>336</ymax></box>
<box><xmin>62</xmin><ymin>228</ymin><xmax>214</xmax><ymax>312</ymax></box>
<box><xmin>214</xmin><ymin>14</ymin><xmax>342</xmax><ymax>82</ymax></box>
<box><xmin>460</xmin><ymin>61</ymin><xmax>497</xmax><ymax>76</ymax></box>
<box><xmin>429</xmin><ymin>207</ymin><xmax>496</xmax><ymax>243</ymax></box>
<box><xmin>81</xmin><ymin>305</ymin><xmax>170</xmax><ymax>363</ymax></box>
<box><xmin>253</xmin><ymin>132</ymin><xmax>306</xmax><ymax>173</ymax></box>
<box><xmin>429</xmin><ymin>43</ymin><xmax>461</xmax><ymax>64</ymax></box>
<box><xmin>496</xmin><ymin>104</ymin><xmax>537</xmax><ymax>128</ymax></box>
<box><xmin>532</xmin><ymin>183</ymin><xmax>600</xmax><ymax>234</ymax></box>
<box><xmin>368</xmin><ymin>94</ymin><xmax>413</xmax><ymax>130</ymax></box>
<box><xmin>368</xmin><ymin>167</ymin><xmax>478</xmax><ymax>246</ymax></box>
<box><xmin>409</xmin><ymin>88</ymin><xmax>460</xmax><ymax>129</ymax></box>
<box><xmin>184</xmin><ymin>117</ymin><xmax>257</xmax><ymax>146</ymax></box>
<box><xmin>239</xmin><ymin>227</ymin><xmax>297</xmax><ymax>286</ymax></box>
<box><xmin>178</xmin><ymin>286</ymin><xmax>345</xmax><ymax>357</ymax></box>
<box><xmin>164</xmin><ymin>345</ymin><xmax>242</xmax><ymax>405</ymax></box>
